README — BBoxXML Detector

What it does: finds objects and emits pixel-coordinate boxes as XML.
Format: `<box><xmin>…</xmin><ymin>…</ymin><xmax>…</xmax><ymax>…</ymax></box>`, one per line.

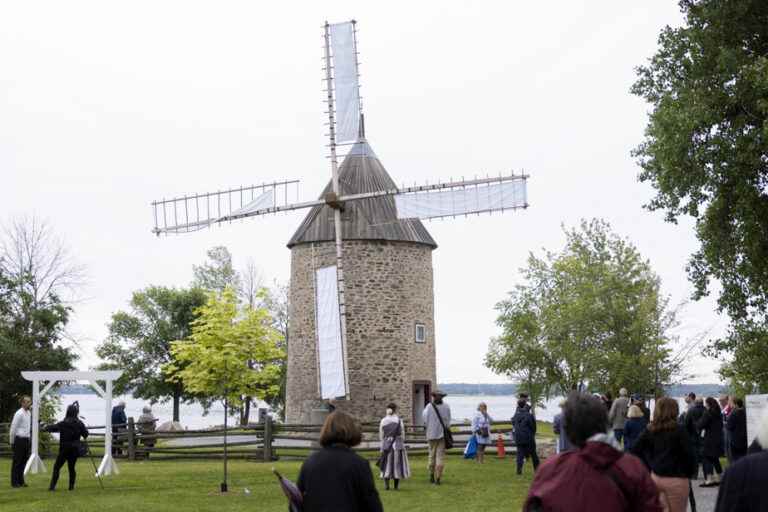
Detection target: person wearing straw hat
<box><xmin>423</xmin><ymin>389</ymin><xmax>451</xmax><ymax>485</ymax></box>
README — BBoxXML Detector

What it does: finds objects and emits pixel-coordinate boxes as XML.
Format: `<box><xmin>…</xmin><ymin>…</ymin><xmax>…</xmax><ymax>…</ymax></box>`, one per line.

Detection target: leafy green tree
<box><xmin>96</xmin><ymin>286</ymin><xmax>208</xmax><ymax>422</ymax></box>
<box><xmin>705</xmin><ymin>320</ymin><xmax>768</xmax><ymax>395</ymax></box>
<box><xmin>486</xmin><ymin>220</ymin><xmax>680</xmax><ymax>399</ymax></box>
<box><xmin>164</xmin><ymin>288</ymin><xmax>284</xmax><ymax>425</ymax></box>
<box><xmin>631</xmin><ymin>0</ymin><xmax>768</xmax><ymax>390</ymax></box>
<box><xmin>192</xmin><ymin>246</ymin><xmax>240</xmax><ymax>293</ymax></box>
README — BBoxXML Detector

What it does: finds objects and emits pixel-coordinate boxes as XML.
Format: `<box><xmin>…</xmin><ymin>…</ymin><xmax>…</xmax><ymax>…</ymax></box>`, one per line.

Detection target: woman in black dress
<box><xmin>697</xmin><ymin>396</ymin><xmax>725</xmax><ymax>487</ymax></box>
<box><xmin>44</xmin><ymin>403</ymin><xmax>89</xmax><ymax>491</ymax></box>
<box><xmin>297</xmin><ymin>411</ymin><xmax>383</xmax><ymax>512</ymax></box>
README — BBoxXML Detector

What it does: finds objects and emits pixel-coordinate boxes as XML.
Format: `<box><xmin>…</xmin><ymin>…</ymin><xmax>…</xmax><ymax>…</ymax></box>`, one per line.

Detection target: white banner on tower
<box><xmin>330</xmin><ymin>21</ymin><xmax>360</xmax><ymax>143</ymax></box>
<box><xmin>315</xmin><ymin>266</ymin><xmax>347</xmax><ymax>399</ymax></box>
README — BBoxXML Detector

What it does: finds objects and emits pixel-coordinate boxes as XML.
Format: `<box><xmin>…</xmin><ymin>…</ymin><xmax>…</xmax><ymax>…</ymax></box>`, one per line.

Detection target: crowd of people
<box><xmin>8</xmin><ymin>388</ymin><xmax>768</xmax><ymax>511</ymax></box>
<box><xmin>528</xmin><ymin>391</ymin><xmax>768</xmax><ymax>512</ymax></box>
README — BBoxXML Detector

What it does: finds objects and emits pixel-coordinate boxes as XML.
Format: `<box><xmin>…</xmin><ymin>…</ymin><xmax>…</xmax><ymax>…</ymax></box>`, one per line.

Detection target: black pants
<box><xmin>49</xmin><ymin>446</ymin><xmax>79</xmax><ymax>490</ymax></box>
<box><xmin>516</xmin><ymin>443</ymin><xmax>540</xmax><ymax>474</ymax></box>
<box><xmin>702</xmin><ymin>454</ymin><xmax>723</xmax><ymax>477</ymax></box>
<box><xmin>11</xmin><ymin>437</ymin><xmax>30</xmax><ymax>487</ymax></box>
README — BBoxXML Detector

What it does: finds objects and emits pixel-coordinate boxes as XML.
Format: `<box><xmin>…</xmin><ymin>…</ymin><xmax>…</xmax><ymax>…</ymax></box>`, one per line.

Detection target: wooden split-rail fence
<box><xmin>2</xmin><ymin>419</ymin><xmax>528</xmax><ymax>462</ymax></box>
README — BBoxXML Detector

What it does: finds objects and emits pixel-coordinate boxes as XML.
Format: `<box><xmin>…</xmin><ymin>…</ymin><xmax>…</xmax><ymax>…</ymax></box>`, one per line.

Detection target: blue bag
<box><xmin>463</xmin><ymin>433</ymin><xmax>478</xmax><ymax>459</ymax></box>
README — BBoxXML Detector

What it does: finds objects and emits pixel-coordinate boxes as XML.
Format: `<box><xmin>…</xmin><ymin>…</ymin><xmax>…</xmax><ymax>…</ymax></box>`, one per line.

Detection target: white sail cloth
<box><xmin>329</xmin><ymin>22</ymin><xmax>360</xmax><ymax>143</ymax></box>
<box><xmin>315</xmin><ymin>266</ymin><xmax>347</xmax><ymax>399</ymax></box>
<box><xmin>395</xmin><ymin>180</ymin><xmax>527</xmax><ymax>220</ymax></box>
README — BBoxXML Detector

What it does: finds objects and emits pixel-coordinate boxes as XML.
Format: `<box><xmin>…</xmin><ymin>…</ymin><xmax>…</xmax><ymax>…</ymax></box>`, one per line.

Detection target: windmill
<box><xmin>152</xmin><ymin>20</ymin><xmax>528</xmax><ymax>424</ymax></box>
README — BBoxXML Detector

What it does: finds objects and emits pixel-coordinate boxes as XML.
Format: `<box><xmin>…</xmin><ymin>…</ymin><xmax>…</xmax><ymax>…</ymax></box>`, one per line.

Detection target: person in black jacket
<box><xmin>512</xmin><ymin>399</ymin><xmax>539</xmax><ymax>475</ymax></box>
<box><xmin>697</xmin><ymin>396</ymin><xmax>725</xmax><ymax>487</ymax></box>
<box><xmin>714</xmin><ymin>450</ymin><xmax>768</xmax><ymax>512</ymax></box>
<box><xmin>297</xmin><ymin>411</ymin><xmax>383</xmax><ymax>512</ymax></box>
<box><xmin>684</xmin><ymin>396</ymin><xmax>706</xmax><ymax>478</ymax></box>
<box><xmin>43</xmin><ymin>403</ymin><xmax>89</xmax><ymax>491</ymax></box>
<box><xmin>631</xmin><ymin>397</ymin><xmax>696</xmax><ymax>512</ymax></box>
<box><xmin>725</xmin><ymin>397</ymin><xmax>747</xmax><ymax>462</ymax></box>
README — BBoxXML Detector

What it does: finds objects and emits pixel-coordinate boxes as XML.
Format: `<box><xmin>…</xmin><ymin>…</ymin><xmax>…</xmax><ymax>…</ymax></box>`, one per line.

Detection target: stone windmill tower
<box><xmin>285</xmin><ymin>141</ymin><xmax>438</xmax><ymax>424</ymax></box>
<box><xmin>150</xmin><ymin>20</ymin><xmax>528</xmax><ymax>426</ymax></box>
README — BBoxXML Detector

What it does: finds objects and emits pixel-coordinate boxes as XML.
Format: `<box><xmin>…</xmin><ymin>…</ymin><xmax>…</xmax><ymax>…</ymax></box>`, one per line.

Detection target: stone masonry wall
<box><xmin>286</xmin><ymin>240</ymin><xmax>436</xmax><ymax>424</ymax></box>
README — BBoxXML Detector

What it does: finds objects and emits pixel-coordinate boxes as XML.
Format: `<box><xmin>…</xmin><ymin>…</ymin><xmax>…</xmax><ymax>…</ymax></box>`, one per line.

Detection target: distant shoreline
<box><xmin>55</xmin><ymin>382</ymin><xmax>727</xmax><ymax>398</ymax></box>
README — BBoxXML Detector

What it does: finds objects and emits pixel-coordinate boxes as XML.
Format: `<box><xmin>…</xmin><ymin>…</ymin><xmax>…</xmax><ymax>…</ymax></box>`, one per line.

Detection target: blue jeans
<box><xmin>613</xmin><ymin>429</ymin><xmax>624</xmax><ymax>446</ymax></box>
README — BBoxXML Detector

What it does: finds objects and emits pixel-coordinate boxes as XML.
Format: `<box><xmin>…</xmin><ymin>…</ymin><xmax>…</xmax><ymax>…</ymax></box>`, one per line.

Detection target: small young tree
<box><xmin>164</xmin><ymin>288</ymin><xmax>284</xmax><ymax>426</ymax></box>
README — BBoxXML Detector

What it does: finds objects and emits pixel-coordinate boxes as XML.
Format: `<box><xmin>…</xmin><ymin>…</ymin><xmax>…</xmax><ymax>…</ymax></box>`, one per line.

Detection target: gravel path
<box><xmin>688</xmin><ymin>477</ymin><xmax>719</xmax><ymax>512</ymax></box>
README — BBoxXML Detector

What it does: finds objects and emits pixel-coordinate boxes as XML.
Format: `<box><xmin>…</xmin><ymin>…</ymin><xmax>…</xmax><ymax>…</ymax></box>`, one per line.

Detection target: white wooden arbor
<box><xmin>21</xmin><ymin>370</ymin><xmax>124</xmax><ymax>477</ymax></box>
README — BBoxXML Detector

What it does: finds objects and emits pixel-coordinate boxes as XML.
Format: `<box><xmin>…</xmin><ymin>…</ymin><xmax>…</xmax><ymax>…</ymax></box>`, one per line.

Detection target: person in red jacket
<box><xmin>523</xmin><ymin>393</ymin><xmax>661</xmax><ymax>512</ymax></box>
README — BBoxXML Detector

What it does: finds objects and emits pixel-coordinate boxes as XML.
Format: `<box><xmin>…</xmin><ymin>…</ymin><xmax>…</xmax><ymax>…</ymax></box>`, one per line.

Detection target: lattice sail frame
<box><xmin>148</xmin><ymin>19</ymin><xmax>530</xmax><ymax>407</ymax></box>
<box><xmin>151</xmin><ymin>174</ymin><xmax>528</xmax><ymax>234</ymax></box>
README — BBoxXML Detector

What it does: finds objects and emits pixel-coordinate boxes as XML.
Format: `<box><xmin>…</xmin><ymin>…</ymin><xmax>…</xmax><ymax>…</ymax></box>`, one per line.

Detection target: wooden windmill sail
<box><xmin>151</xmin><ymin>20</ymin><xmax>529</xmax><ymax>406</ymax></box>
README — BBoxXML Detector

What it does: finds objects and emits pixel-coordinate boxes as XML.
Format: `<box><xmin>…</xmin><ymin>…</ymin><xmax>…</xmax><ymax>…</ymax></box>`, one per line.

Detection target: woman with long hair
<box><xmin>44</xmin><ymin>403</ymin><xmax>89</xmax><ymax>491</ymax></box>
<box><xmin>631</xmin><ymin>397</ymin><xmax>696</xmax><ymax>512</ymax></box>
<box><xmin>697</xmin><ymin>396</ymin><xmax>725</xmax><ymax>487</ymax></box>
<box><xmin>471</xmin><ymin>402</ymin><xmax>493</xmax><ymax>463</ymax></box>
<box><xmin>378</xmin><ymin>403</ymin><xmax>410</xmax><ymax>490</ymax></box>
<box><xmin>297</xmin><ymin>411</ymin><xmax>383</xmax><ymax>511</ymax></box>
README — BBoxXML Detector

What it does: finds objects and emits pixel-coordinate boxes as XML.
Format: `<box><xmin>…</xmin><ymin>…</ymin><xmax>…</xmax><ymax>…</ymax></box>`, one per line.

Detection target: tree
<box><xmin>0</xmin><ymin>216</ymin><xmax>80</xmax><ymax>423</ymax></box>
<box><xmin>263</xmin><ymin>281</ymin><xmax>289</xmax><ymax>419</ymax></box>
<box><xmin>632</xmin><ymin>0</ymin><xmax>768</xmax><ymax>390</ymax></box>
<box><xmin>486</xmin><ymin>220</ymin><xmax>681</xmax><ymax>399</ymax></box>
<box><xmin>705</xmin><ymin>320</ymin><xmax>768</xmax><ymax>395</ymax></box>
<box><xmin>164</xmin><ymin>287</ymin><xmax>284</xmax><ymax>425</ymax></box>
<box><xmin>96</xmin><ymin>286</ymin><xmax>208</xmax><ymax>422</ymax></box>
<box><xmin>192</xmin><ymin>246</ymin><xmax>241</xmax><ymax>293</ymax></box>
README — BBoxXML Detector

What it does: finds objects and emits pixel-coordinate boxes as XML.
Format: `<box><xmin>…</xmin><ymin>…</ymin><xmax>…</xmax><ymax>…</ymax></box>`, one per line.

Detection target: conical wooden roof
<box><xmin>287</xmin><ymin>141</ymin><xmax>437</xmax><ymax>249</ymax></box>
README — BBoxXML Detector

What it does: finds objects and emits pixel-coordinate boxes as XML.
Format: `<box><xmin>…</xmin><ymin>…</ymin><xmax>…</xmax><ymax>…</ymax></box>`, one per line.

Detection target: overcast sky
<box><xmin>1</xmin><ymin>2</ymin><xmax>727</xmax><ymax>385</ymax></box>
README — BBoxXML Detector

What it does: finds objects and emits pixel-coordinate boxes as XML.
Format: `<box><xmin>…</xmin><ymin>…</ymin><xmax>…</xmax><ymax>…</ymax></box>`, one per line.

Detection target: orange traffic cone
<box><xmin>497</xmin><ymin>433</ymin><xmax>506</xmax><ymax>458</ymax></box>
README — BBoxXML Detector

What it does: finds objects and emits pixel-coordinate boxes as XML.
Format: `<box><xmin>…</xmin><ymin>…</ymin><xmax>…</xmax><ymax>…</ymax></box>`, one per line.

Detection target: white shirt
<box><xmin>9</xmin><ymin>408</ymin><xmax>31</xmax><ymax>442</ymax></box>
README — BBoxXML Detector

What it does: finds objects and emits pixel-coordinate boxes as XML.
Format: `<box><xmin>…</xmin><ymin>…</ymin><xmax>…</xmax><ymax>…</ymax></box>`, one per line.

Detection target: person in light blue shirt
<box><xmin>471</xmin><ymin>402</ymin><xmax>493</xmax><ymax>463</ymax></box>
<box><xmin>552</xmin><ymin>400</ymin><xmax>573</xmax><ymax>453</ymax></box>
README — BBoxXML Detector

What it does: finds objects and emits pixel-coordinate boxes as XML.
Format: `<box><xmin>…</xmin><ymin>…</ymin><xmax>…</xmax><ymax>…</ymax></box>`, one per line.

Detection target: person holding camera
<box><xmin>43</xmin><ymin>403</ymin><xmax>89</xmax><ymax>491</ymax></box>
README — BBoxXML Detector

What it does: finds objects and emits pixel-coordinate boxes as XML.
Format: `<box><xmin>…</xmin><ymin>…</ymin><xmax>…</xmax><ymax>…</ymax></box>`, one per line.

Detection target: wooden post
<box><xmin>127</xmin><ymin>417</ymin><xmax>136</xmax><ymax>461</ymax></box>
<box><xmin>263</xmin><ymin>416</ymin><xmax>273</xmax><ymax>462</ymax></box>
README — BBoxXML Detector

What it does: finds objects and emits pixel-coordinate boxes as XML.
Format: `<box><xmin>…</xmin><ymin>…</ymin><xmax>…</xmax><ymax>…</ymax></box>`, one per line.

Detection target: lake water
<box><xmin>55</xmin><ymin>393</ymin><xmax>565</xmax><ymax>428</ymax></box>
<box><xmin>56</xmin><ymin>393</ymin><xmax>683</xmax><ymax>428</ymax></box>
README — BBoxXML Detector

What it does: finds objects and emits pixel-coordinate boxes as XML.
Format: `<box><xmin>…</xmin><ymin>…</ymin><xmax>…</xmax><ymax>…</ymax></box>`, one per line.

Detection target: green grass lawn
<box><xmin>0</xmin><ymin>452</ymin><xmax>534</xmax><ymax>511</ymax></box>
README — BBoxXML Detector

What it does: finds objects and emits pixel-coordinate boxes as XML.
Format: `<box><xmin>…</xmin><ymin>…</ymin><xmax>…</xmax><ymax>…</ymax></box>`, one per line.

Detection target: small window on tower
<box><xmin>415</xmin><ymin>323</ymin><xmax>426</xmax><ymax>343</ymax></box>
